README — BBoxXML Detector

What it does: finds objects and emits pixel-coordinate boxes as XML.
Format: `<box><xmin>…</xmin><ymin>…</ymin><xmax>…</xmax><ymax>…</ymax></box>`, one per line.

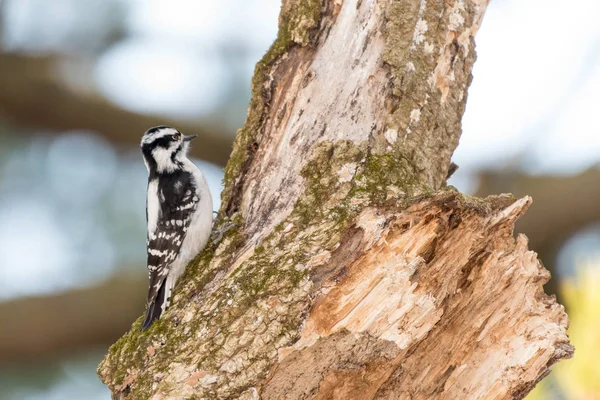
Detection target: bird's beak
<box><xmin>183</xmin><ymin>135</ymin><xmax>197</xmax><ymax>142</ymax></box>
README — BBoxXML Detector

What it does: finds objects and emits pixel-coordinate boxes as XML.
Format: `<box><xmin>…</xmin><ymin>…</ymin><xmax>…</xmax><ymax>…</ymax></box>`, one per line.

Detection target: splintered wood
<box><xmin>264</xmin><ymin>194</ymin><xmax>572</xmax><ymax>399</ymax></box>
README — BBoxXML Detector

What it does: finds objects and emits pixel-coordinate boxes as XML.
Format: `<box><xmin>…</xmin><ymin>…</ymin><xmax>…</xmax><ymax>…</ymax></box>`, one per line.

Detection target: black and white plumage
<box><xmin>140</xmin><ymin>126</ymin><xmax>213</xmax><ymax>330</ymax></box>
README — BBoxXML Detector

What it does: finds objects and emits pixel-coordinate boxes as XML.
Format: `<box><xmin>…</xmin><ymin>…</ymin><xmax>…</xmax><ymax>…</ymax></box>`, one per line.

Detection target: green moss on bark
<box><xmin>100</xmin><ymin>134</ymin><xmax>430</xmax><ymax>398</ymax></box>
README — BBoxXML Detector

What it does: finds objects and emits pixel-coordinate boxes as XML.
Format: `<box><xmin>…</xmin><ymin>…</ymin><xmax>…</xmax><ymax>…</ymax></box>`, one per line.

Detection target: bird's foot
<box><xmin>211</xmin><ymin>218</ymin><xmax>237</xmax><ymax>247</ymax></box>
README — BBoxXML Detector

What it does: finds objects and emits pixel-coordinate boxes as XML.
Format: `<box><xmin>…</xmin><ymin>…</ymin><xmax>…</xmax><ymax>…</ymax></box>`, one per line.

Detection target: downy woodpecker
<box><xmin>140</xmin><ymin>126</ymin><xmax>213</xmax><ymax>330</ymax></box>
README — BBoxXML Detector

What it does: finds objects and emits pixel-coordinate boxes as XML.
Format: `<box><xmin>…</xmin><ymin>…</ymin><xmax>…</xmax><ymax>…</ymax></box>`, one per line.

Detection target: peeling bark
<box><xmin>98</xmin><ymin>0</ymin><xmax>572</xmax><ymax>399</ymax></box>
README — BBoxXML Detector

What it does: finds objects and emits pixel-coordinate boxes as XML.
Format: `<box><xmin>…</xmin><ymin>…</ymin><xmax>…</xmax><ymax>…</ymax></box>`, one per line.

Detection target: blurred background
<box><xmin>0</xmin><ymin>0</ymin><xmax>597</xmax><ymax>398</ymax></box>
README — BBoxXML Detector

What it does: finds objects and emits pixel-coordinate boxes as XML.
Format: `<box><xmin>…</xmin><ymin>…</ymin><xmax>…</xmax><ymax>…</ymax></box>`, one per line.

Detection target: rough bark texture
<box><xmin>98</xmin><ymin>0</ymin><xmax>572</xmax><ymax>398</ymax></box>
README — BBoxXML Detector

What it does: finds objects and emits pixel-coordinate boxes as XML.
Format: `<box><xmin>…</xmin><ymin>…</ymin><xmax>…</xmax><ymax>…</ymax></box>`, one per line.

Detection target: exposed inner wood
<box><xmin>241</xmin><ymin>0</ymin><xmax>390</xmax><ymax>242</ymax></box>
<box><xmin>265</xmin><ymin>195</ymin><xmax>571</xmax><ymax>399</ymax></box>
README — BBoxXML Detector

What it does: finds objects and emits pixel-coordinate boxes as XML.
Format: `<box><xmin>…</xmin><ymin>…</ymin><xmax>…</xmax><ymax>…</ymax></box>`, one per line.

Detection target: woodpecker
<box><xmin>140</xmin><ymin>126</ymin><xmax>213</xmax><ymax>330</ymax></box>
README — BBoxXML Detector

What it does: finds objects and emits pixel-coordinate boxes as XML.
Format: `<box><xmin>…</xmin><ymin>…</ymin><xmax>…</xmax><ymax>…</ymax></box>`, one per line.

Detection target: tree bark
<box><xmin>98</xmin><ymin>0</ymin><xmax>573</xmax><ymax>399</ymax></box>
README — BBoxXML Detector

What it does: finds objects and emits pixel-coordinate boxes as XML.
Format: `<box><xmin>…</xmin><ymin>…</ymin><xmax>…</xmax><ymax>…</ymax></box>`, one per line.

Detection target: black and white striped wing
<box><xmin>146</xmin><ymin>181</ymin><xmax>199</xmax><ymax>305</ymax></box>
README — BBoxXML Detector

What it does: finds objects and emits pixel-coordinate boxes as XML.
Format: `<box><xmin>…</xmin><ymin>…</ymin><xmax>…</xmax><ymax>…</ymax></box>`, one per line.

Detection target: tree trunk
<box><xmin>98</xmin><ymin>0</ymin><xmax>573</xmax><ymax>398</ymax></box>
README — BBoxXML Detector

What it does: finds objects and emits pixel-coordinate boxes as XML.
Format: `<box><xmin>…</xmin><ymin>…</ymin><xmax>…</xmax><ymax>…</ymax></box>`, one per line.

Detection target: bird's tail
<box><xmin>141</xmin><ymin>279</ymin><xmax>166</xmax><ymax>330</ymax></box>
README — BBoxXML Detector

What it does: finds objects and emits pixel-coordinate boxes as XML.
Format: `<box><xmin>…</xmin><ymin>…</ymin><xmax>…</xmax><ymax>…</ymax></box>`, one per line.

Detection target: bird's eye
<box><xmin>173</xmin><ymin>133</ymin><xmax>181</xmax><ymax>140</ymax></box>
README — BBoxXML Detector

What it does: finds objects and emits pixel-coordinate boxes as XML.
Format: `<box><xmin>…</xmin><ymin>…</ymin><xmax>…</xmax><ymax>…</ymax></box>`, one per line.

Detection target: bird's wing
<box><xmin>146</xmin><ymin>174</ymin><xmax>199</xmax><ymax>305</ymax></box>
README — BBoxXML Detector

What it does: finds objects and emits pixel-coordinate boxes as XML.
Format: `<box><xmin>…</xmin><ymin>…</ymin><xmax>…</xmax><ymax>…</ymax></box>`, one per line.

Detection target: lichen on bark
<box><xmin>381</xmin><ymin>0</ymin><xmax>486</xmax><ymax>190</ymax></box>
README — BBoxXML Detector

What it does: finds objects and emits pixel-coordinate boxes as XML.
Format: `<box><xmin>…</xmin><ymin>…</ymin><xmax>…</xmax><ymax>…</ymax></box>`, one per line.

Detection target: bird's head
<box><xmin>140</xmin><ymin>126</ymin><xmax>197</xmax><ymax>173</ymax></box>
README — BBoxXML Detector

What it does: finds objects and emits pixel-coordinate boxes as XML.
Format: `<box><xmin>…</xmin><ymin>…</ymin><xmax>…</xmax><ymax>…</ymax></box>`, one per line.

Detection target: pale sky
<box><xmin>456</xmin><ymin>0</ymin><xmax>600</xmax><ymax>176</ymax></box>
